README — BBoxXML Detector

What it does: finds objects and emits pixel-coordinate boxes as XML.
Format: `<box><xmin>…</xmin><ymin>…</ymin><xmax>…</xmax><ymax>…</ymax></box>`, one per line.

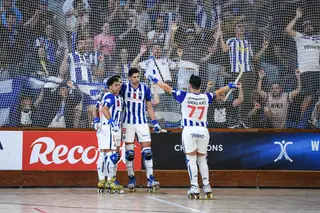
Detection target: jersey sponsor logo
<box><xmin>190</xmin><ymin>133</ymin><xmax>204</xmax><ymax>138</ymax></box>
<box><xmin>23</xmin><ymin>131</ymin><xmax>141</xmax><ymax>170</ymax></box>
<box><xmin>304</xmin><ymin>45</ymin><xmax>320</xmax><ymax>50</ymax></box>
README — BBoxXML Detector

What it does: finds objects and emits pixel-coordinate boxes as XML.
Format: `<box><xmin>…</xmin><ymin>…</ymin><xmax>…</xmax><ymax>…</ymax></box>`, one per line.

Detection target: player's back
<box><xmin>99</xmin><ymin>92</ymin><xmax>123</xmax><ymax>127</ymax></box>
<box><xmin>172</xmin><ymin>90</ymin><xmax>213</xmax><ymax>127</ymax></box>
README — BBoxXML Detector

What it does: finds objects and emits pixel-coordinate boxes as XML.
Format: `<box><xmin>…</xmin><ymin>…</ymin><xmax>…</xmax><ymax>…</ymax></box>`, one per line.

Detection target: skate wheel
<box><xmin>147</xmin><ymin>188</ymin><xmax>154</xmax><ymax>193</ymax></box>
<box><xmin>114</xmin><ymin>190</ymin><xmax>120</xmax><ymax>194</ymax></box>
<box><xmin>97</xmin><ymin>188</ymin><xmax>104</xmax><ymax>194</ymax></box>
<box><xmin>105</xmin><ymin>189</ymin><xmax>111</xmax><ymax>194</ymax></box>
<box><xmin>128</xmin><ymin>188</ymin><xmax>136</xmax><ymax>192</ymax></box>
<box><xmin>206</xmin><ymin>193</ymin><xmax>213</xmax><ymax>199</ymax></box>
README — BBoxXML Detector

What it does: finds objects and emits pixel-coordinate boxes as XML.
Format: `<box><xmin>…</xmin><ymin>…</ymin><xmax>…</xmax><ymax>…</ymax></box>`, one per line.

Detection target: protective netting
<box><xmin>0</xmin><ymin>0</ymin><xmax>320</xmax><ymax>129</ymax></box>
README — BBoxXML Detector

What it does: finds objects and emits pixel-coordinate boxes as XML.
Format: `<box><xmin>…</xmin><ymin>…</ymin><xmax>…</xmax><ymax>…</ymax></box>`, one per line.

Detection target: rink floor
<box><xmin>0</xmin><ymin>188</ymin><xmax>320</xmax><ymax>213</ymax></box>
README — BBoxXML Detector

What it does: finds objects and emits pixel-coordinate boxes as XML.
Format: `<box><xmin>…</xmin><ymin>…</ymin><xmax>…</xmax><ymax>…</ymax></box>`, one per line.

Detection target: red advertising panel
<box><xmin>23</xmin><ymin>131</ymin><xmax>141</xmax><ymax>171</ymax></box>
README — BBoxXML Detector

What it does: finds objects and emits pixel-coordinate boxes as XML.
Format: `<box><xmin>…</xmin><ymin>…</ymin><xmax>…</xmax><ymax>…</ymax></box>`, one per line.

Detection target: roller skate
<box><xmin>97</xmin><ymin>180</ymin><xmax>107</xmax><ymax>194</ymax></box>
<box><xmin>127</xmin><ymin>175</ymin><xmax>136</xmax><ymax>192</ymax></box>
<box><xmin>188</xmin><ymin>185</ymin><xmax>200</xmax><ymax>200</ymax></box>
<box><xmin>147</xmin><ymin>175</ymin><xmax>160</xmax><ymax>193</ymax></box>
<box><xmin>110</xmin><ymin>177</ymin><xmax>124</xmax><ymax>194</ymax></box>
<box><xmin>202</xmin><ymin>184</ymin><xmax>213</xmax><ymax>199</ymax></box>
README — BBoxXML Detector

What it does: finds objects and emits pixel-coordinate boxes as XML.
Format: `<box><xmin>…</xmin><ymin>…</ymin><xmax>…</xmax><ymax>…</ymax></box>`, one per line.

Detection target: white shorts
<box><xmin>96</xmin><ymin>125</ymin><xmax>121</xmax><ymax>150</ymax></box>
<box><xmin>122</xmin><ymin>123</ymin><xmax>151</xmax><ymax>143</ymax></box>
<box><xmin>182</xmin><ymin>126</ymin><xmax>210</xmax><ymax>154</ymax></box>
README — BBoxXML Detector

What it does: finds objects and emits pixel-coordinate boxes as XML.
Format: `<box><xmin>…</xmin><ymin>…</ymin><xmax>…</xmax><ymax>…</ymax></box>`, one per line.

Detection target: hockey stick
<box><xmin>223</xmin><ymin>63</ymin><xmax>243</xmax><ymax>102</ymax></box>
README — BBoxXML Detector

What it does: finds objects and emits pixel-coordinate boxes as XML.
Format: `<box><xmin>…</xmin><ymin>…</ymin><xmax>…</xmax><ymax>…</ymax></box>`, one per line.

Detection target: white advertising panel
<box><xmin>0</xmin><ymin>131</ymin><xmax>23</xmax><ymax>170</ymax></box>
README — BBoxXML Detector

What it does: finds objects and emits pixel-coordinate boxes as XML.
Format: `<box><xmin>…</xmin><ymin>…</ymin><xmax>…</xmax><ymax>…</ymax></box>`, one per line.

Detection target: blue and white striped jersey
<box><xmin>120</xmin><ymin>83</ymin><xmax>151</xmax><ymax>124</ymax></box>
<box><xmin>68</xmin><ymin>51</ymin><xmax>95</xmax><ymax>83</ymax></box>
<box><xmin>172</xmin><ymin>90</ymin><xmax>216</xmax><ymax>127</ymax></box>
<box><xmin>227</xmin><ymin>38</ymin><xmax>253</xmax><ymax>73</ymax></box>
<box><xmin>98</xmin><ymin>92</ymin><xmax>123</xmax><ymax>128</ymax></box>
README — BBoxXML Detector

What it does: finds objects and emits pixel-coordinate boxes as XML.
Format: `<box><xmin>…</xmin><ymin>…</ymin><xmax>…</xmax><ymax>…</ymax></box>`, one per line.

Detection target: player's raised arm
<box><xmin>148</xmin><ymin>75</ymin><xmax>173</xmax><ymax>94</ymax></box>
<box><xmin>214</xmin><ymin>82</ymin><xmax>238</xmax><ymax>98</ymax></box>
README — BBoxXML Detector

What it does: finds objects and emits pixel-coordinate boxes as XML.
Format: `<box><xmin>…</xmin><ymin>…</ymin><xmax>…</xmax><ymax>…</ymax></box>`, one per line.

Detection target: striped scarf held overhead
<box><xmin>72</xmin><ymin>51</ymin><xmax>93</xmax><ymax>83</ymax></box>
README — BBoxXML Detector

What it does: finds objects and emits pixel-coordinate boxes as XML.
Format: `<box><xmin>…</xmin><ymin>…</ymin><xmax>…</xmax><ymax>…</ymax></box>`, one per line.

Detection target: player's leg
<box><xmin>196</xmin><ymin>128</ymin><xmax>212</xmax><ymax>199</ymax></box>
<box><xmin>182</xmin><ymin>127</ymin><xmax>200</xmax><ymax>199</ymax></box>
<box><xmin>96</xmin><ymin>128</ymin><xmax>109</xmax><ymax>193</ymax></box>
<box><xmin>111</xmin><ymin>128</ymin><xmax>122</xmax><ymax>186</ymax></box>
<box><xmin>123</xmin><ymin>124</ymin><xmax>137</xmax><ymax>191</ymax></box>
<box><xmin>137</xmin><ymin>124</ymin><xmax>159</xmax><ymax>192</ymax></box>
<box><xmin>99</xmin><ymin>126</ymin><xmax>123</xmax><ymax>193</ymax></box>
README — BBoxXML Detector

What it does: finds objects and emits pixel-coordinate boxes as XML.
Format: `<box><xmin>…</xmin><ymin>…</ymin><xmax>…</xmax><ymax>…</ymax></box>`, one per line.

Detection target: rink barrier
<box><xmin>0</xmin><ymin>128</ymin><xmax>320</xmax><ymax>187</ymax></box>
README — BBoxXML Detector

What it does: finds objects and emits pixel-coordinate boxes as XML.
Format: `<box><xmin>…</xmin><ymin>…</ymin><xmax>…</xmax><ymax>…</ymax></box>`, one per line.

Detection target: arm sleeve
<box><xmin>145</xmin><ymin>85</ymin><xmax>152</xmax><ymax>101</ymax></box>
<box><xmin>206</xmin><ymin>93</ymin><xmax>216</xmax><ymax>104</ymax></box>
<box><xmin>172</xmin><ymin>90</ymin><xmax>187</xmax><ymax>103</ymax></box>
<box><xmin>102</xmin><ymin>94</ymin><xmax>115</xmax><ymax>108</ymax></box>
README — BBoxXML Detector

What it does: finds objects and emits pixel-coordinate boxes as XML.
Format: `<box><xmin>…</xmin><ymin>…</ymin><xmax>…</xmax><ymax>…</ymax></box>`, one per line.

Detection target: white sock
<box><xmin>142</xmin><ymin>147</ymin><xmax>153</xmax><ymax>179</ymax></box>
<box><xmin>105</xmin><ymin>152</ymin><xmax>115</xmax><ymax>181</ymax></box>
<box><xmin>186</xmin><ymin>155</ymin><xmax>198</xmax><ymax>186</ymax></box>
<box><xmin>126</xmin><ymin>144</ymin><xmax>135</xmax><ymax>177</ymax></box>
<box><xmin>97</xmin><ymin>151</ymin><xmax>106</xmax><ymax>181</ymax></box>
<box><xmin>197</xmin><ymin>155</ymin><xmax>210</xmax><ymax>186</ymax></box>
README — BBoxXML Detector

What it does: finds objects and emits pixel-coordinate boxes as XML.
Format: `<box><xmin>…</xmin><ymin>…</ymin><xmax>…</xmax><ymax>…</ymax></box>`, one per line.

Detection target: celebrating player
<box><xmin>148</xmin><ymin>74</ymin><xmax>238</xmax><ymax>199</ymax></box>
<box><xmin>93</xmin><ymin>75</ymin><xmax>124</xmax><ymax>194</ymax></box>
<box><xmin>120</xmin><ymin>68</ymin><xmax>161</xmax><ymax>192</ymax></box>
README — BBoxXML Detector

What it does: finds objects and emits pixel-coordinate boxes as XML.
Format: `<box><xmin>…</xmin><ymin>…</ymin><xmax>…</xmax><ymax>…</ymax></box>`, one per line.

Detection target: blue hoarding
<box><xmin>151</xmin><ymin>132</ymin><xmax>320</xmax><ymax>170</ymax></box>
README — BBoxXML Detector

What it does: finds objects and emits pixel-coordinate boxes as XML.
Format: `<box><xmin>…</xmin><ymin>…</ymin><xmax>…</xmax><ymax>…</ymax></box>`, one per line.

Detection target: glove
<box><xmin>228</xmin><ymin>82</ymin><xmax>237</xmax><ymax>89</ymax></box>
<box><xmin>152</xmin><ymin>120</ymin><xmax>161</xmax><ymax>133</ymax></box>
<box><xmin>147</xmin><ymin>72</ymin><xmax>159</xmax><ymax>84</ymax></box>
<box><xmin>108</xmin><ymin>118</ymin><xmax>119</xmax><ymax>132</ymax></box>
<box><xmin>93</xmin><ymin>117</ymin><xmax>100</xmax><ymax>130</ymax></box>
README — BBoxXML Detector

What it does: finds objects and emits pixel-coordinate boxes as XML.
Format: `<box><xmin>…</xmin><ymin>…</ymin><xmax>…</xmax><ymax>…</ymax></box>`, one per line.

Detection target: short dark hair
<box><xmin>128</xmin><ymin>68</ymin><xmax>139</xmax><ymax>77</ymax></box>
<box><xmin>107</xmin><ymin>75</ymin><xmax>121</xmax><ymax>87</ymax></box>
<box><xmin>189</xmin><ymin>75</ymin><xmax>201</xmax><ymax>90</ymax></box>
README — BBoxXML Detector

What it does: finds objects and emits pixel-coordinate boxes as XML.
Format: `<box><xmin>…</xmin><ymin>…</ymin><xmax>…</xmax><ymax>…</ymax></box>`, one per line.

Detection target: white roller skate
<box><xmin>127</xmin><ymin>175</ymin><xmax>136</xmax><ymax>192</ymax></box>
<box><xmin>97</xmin><ymin>180</ymin><xmax>107</xmax><ymax>194</ymax></box>
<box><xmin>188</xmin><ymin>185</ymin><xmax>200</xmax><ymax>200</ymax></box>
<box><xmin>147</xmin><ymin>175</ymin><xmax>160</xmax><ymax>193</ymax></box>
<box><xmin>202</xmin><ymin>184</ymin><xmax>213</xmax><ymax>199</ymax></box>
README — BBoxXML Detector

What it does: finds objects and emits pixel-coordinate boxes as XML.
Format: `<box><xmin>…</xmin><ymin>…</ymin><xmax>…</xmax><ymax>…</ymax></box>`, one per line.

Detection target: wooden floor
<box><xmin>0</xmin><ymin>188</ymin><xmax>320</xmax><ymax>213</ymax></box>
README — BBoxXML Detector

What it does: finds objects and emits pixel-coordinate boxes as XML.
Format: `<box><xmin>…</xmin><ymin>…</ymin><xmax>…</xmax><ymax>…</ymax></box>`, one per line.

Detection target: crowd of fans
<box><xmin>0</xmin><ymin>0</ymin><xmax>320</xmax><ymax>129</ymax></box>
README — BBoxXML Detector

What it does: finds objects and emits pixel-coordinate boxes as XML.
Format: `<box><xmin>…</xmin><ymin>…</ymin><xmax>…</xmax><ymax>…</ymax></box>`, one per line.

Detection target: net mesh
<box><xmin>0</xmin><ymin>0</ymin><xmax>319</xmax><ymax>129</ymax></box>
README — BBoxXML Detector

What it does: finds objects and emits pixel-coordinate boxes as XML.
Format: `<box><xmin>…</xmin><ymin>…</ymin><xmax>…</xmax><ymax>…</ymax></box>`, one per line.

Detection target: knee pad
<box><xmin>109</xmin><ymin>152</ymin><xmax>120</xmax><ymax>164</ymax></box>
<box><xmin>142</xmin><ymin>148</ymin><xmax>152</xmax><ymax>160</ymax></box>
<box><xmin>125</xmin><ymin>150</ymin><xmax>135</xmax><ymax>161</ymax></box>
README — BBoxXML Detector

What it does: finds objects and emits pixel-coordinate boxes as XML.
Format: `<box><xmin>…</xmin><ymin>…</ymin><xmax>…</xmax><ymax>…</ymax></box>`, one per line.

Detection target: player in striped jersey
<box><xmin>120</xmin><ymin>68</ymin><xmax>161</xmax><ymax>192</ymax></box>
<box><xmin>93</xmin><ymin>75</ymin><xmax>124</xmax><ymax>194</ymax></box>
<box><xmin>148</xmin><ymin>74</ymin><xmax>238</xmax><ymax>199</ymax></box>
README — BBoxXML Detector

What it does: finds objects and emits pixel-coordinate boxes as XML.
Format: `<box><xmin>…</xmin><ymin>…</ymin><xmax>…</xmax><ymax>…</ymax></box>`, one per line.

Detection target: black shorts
<box><xmin>301</xmin><ymin>71</ymin><xmax>320</xmax><ymax>95</ymax></box>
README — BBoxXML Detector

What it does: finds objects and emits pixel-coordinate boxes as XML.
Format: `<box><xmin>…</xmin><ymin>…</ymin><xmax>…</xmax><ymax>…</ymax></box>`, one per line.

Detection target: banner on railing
<box><xmin>22</xmin><ymin>131</ymin><xmax>141</xmax><ymax>171</ymax></box>
<box><xmin>151</xmin><ymin>132</ymin><xmax>320</xmax><ymax>170</ymax></box>
<box><xmin>0</xmin><ymin>131</ymin><xmax>23</xmax><ymax>170</ymax></box>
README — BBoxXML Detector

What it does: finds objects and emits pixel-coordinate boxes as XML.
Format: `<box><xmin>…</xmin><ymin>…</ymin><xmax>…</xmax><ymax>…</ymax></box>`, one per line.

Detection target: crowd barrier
<box><xmin>1</xmin><ymin>128</ymin><xmax>320</xmax><ymax>188</ymax></box>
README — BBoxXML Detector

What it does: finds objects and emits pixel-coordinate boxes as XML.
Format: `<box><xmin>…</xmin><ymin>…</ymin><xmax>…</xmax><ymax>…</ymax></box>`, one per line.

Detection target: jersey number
<box><xmin>187</xmin><ymin>105</ymin><xmax>205</xmax><ymax>119</ymax></box>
